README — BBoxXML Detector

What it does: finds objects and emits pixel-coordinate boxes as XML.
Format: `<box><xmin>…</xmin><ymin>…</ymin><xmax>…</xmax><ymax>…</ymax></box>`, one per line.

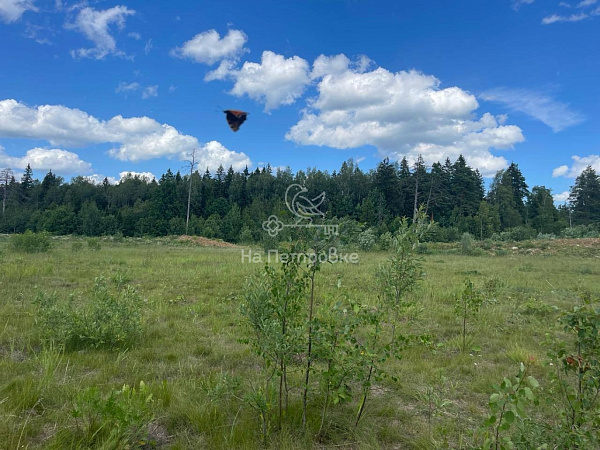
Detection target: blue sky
<box><xmin>1</xmin><ymin>0</ymin><xmax>599</xmax><ymax>202</ymax></box>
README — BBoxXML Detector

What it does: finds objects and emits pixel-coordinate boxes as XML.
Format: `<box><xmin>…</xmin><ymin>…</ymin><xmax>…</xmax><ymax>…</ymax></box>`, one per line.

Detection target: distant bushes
<box><xmin>491</xmin><ymin>226</ymin><xmax>536</xmax><ymax>242</ymax></box>
<box><xmin>10</xmin><ymin>230</ymin><xmax>52</xmax><ymax>253</ymax></box>
<box><xmin>562</xmin><ymin>224</ymin><xmax>599</xmax><ymax>239</ymax></box>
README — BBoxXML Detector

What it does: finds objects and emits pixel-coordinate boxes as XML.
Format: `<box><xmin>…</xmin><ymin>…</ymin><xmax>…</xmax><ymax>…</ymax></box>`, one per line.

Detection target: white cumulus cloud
<box><xmin>553</xmin><ymin>190</ymin><xmax>570</xmax><ymax>203</ymax></box>
<box><xmin>480</xmin><ymin>87</ymin><xmax>584</xmax><ymax>132</ymax></box>
<box><xmin>0</xmin><ymin>0</ymin><xmax>37</xmax><ymax>23</ymax></box>
<box><xmin>142</xmin><ymin>85</ymin><xmax>158</xmax><ymax>99</ymax></box>
<box><xmin>0</xmin><ymin>99</ymin><xmax>252</xmax><ymax>169</ymax></box>
<box><xmin>552</xmin><ymin>155</ymin><xmax>600</xmax><ymax>178</ymax></box>
<box><xmin>512</xmin><ymin>0</ymin><xmax>535</xmax><ymax>10</ymax></box>
<box><xmin>171</xmin><ymin>29</ymin><xmax>248</xmax><ymax>65</ymax></box>
<box><xmin>577</xmin><ymin>0</ymin><xmax>597</xmax><ymax>7</ymax></box>
<box><xmin>84</xmin><ymin>173</ymin><xmax>118</xmax><ymax>185</ymax></box>
<box><xmin>196</xmin><ymin>141</ymin><xmax>251</xmax><ymax>171</ymax></box>
<box><xmin>66</xmin><ymin>5</ymin><xmax>135</xmax><ymax>59</ymax></box>
<box><xmin>228</xmin><ymin>51</ymin><xmax>311</xmax><ymax>111</ymax></box>
<box><xmin>286</xmin><ymin>63</ymin><xmax>523</xmax><ymax>177</ymax></box>
<box><xmin>115</xmin><ymin>81</ymin><xmax>140</xmax><ymax>93</ymax></box>
<box><xmin>542</xmin><ymin>12</ymin><xmax>588</xmax><ymax>23</ymax></box>
<box><xmin>0</xmin><ymin>147</ymin><xmax>92</xmax><ymax>175</ymax></box>
<box><xmin>119</xmin><ymin>171</ymin><xmax>156</xmax><ymax>182</ymax></box>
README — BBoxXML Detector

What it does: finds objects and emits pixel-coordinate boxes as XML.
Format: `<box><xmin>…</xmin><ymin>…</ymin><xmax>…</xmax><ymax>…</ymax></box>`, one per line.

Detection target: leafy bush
<box><xmin>536</xmin><ymin>232</ymin><xmax>556</xmax><ymax>240</ymax></box>
<box><xmin>481</xmin><ymin>362</ymin><xmax>539</xmax><ymax>449</ymax></box>
<box><xmin>544</xmin><ymin>294</ymin><xmax>600</xmax><ymax>447</ymax></box>
<box><xmin>238</xmin><ymin>225</ymin><xmax>254</xmax><ymax>244</ymax></box>
<box><xmin>460</xmin><ymin>232</ymin><xmax>475</xmax><ymax>255</ymax></box>
<box><xmin>508</xmin><ymin>226</ymin><xmax>536</xmax><ymax>242</ymax></box>
<box><xmin>71</xmin><ymin>241</ymin><xmax>83</xmax><ymax>252</ymax></box>
<box><xmin>490</xmin><ymin>227</ymin><xmax>536</xmax><ymax>242</ymax></box>
<box><xmin>34</xmin><ymin>276</ymin><xmax>143</xmax><ymax>349</ymax></box>
<box><xmin>432</xmin><ymin>226</ymin><xmax>461</xmax><ymax>243</ymax></box>
<box><xmin>562</xmin><ymin>224</ymin><xmax>600</xmax><ymax>239</ymax></box>
<box><xmin>69</xmin><ymin>381</ymin><xmax>154</xmax><ymax>448</ymax></box>
<box><xmin>520</xmin><ymin>298</ymin><xmax>558</xmax><ymax>317</ymax></box>
<box><xmin>415</xmin><ymin>242</ymin><xmax>431</xmax><ymax>254</ymax></box>
<box><xmin>357</xmin><ymin>227</ymin><xmax>376</xmax><ymax>251</ymax></box>
<box><xmin>10</xmin><ymin>230</ymin><xmax>52</xmax><ymax>253</ymax></box>
<box><xmin>87</xmin><ymin>237</ymin><xmax>101</xmax><ymax>251</ymax></box>
<box><xmin>379</xmin><ymin>231</ymin><xmax>393</xmax><ymax>250</ymax></box>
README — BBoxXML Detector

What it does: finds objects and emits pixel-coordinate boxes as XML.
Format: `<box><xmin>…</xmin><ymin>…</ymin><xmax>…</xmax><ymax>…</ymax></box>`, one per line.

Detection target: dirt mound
<box><xmin>177</xmin><ymin>235</ymin><xmax>239</xmax><ymax>248</ymax></box>
<box><xmin>552</xmin><ymin>237</ymin><xmax>600</xmax><ymax>248</ymax></box>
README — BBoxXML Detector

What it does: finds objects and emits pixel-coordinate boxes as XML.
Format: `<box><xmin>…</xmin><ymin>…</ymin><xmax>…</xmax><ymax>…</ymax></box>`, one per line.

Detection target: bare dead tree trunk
<box><xmin>413</xmin><ymin>158</ymin><xmax>420</xmax><ymax>222</ymax></box>
<box><xmin>184</xmin><ymin>150</ymin><xmax>198</xmax><ymax>235</ymax></box>
<box><xmin>1</xmin><ymin>168</ymin><xmax>13</xmax><ymax>216</ymax></box>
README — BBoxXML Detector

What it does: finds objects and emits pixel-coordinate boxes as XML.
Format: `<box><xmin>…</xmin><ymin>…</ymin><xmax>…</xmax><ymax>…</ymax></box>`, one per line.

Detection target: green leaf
<box><xmin>523</xmin><ymin>387</ymin><xmax>534</xmax><ymax>401</ymax></box>
<box><xmin>504</xmin><ymin>410</ymin><xmax>515</xmax><ymax>424</ymax></box>
<box><xmin>484</xmin><ymin>415</ymin><xmax>497</xmax><ymax>426</ymax></box>
<box><xmin>527</xmin><ymin>376</ymin><xmax>540</xmax><ymax>389</ymax></box>
<box><xmin>489</xmin><ymin>393</ymin><xmax>500</xmax><ymax>404</ymax></box>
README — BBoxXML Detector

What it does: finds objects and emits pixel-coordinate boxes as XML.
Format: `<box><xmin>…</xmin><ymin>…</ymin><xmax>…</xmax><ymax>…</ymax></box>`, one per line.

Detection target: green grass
<box><xmin>0</xmin><ymin>235</ymin><xmax>598</xmax><ymax>449</ymax></box>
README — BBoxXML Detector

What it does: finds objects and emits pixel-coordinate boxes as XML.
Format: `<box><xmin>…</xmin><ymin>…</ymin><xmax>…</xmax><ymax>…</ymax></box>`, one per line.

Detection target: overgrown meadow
<box><xmin>1</xmin><ymin>231</ymin><xmax>599</xmax><ymax>449</ymax></box>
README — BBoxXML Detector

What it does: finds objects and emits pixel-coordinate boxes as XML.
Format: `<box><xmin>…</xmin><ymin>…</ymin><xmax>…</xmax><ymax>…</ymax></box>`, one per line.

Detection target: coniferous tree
<box><xmin>374</xmin><ymin>158</ymin><xmax>399</xmax><ymax>218</ymax></box>
<box><xmin>450</xmin><ymin>155</ymin><xmax>484</xmax><ymax>225</ymax></box>
<box><xmin>569</xmin><ymin>166</ymin><xmax>600</xmax><ymax>225</ymax></box>
<box><xmin>505</xmin><ymin>162</ymin><xmax>530</xmax><ymax>224</ymax></box>
<box><xmin>528</xmin><ymin>186</ymin><xmax>563</xmax><ymax>234</ymax></box>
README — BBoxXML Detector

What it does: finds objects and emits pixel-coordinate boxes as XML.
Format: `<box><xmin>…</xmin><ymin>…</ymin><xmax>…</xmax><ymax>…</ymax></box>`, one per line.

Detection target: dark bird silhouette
<box><xmin>223</xmin><ymin>110</ymin><xmax>248</xmax><ymax>132</ymax></box>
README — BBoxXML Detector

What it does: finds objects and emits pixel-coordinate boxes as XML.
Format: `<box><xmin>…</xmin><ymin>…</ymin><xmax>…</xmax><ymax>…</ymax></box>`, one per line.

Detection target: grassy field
<box><xmin>0</xmin><ymin>235</ymin><xmax>599</xmax><ymax>449</ymax></box>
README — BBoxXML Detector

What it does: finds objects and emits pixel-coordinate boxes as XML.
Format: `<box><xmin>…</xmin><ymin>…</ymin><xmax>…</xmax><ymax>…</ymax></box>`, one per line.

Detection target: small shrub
<box><xmin>520</xmin><ymin>298</ymin><xmax>558</xmax><ymax>317</ymax></box>
<box><xmin>483</xmin><ymin>277</ymin><xmax>505</xmax><ymax>303</ymax></box>
<box><xmin>87</xmin><ymin>237</ymin><xmax>101</xmax><ymax>251</ymax></box>
<box><xmin>71</xmin><ymin>242</ymin><xmax>83</xmax><ymax>252</ymax></box>
<box><xmin>34</xmin><ymin>276</ymin><xmax>143</xmax><ymax>349</ymax></box>
<box><xmin>357</xmin><ymin>228</ymin><xmax>376</xmax><ymax>251</ymax></box>
<box><xmin>238</xmin><ymin>225</ymin><xmax>254</xmax><ymax>244</ymax></box>
<box><xmin>455</xmin><ymin>279</ymin><xmax>483</xmax><ymax>352</ymax></box>
<box><xmin>433</xmin><ymin>226</ymin><xmax>461</xmax><ymax>243</ymax></box>
<box><xmin>415</xmin><ymin>242</ymin><xmax>431</xmax><ymax>254</ymax></box>
<box><xmin>481</xmin><ymin>239</ymin><xmax>494</xmax><ymax>250</ymax></box>
<box><xmin>112</xmin><ymin>231</ymin><xmax>124</xmax><ymax>242</ymax></box>
<box><xmin>508</xmin><ymin>226</ymin><xmax>536</xmax><ymax>242</ymax></box>
<box><xmin>70</xmin><ymin>381</ymin><xmax>154</xmax><ymax>448</ymax></box>
<box><xmin>536</xmin><ymin>232</ymin><xmax>556</xmax><ymax>240</ymax></box>
<box><xmin>11</xmin><ymin>230</ymin><xmax>52</xmax><ymax>253</ymax></box>
<box><xmin>460</xmin><ymin>232</ymin><xmax>475</xmax><ymax>255</ymax></box>
<box><xmin>379</xmin><ymin>231</ymin><xmax>393</xmax><ymax>250</ymax></box>
<box><xmin>544</xmin><ymin>294</ymin><xmax>600</xmax><ymax>447</ymax></box>
<box><xmin>481</xmin><ymin>362</ymin><xmax>539</xmax><ymax>449</ymax></box>
<box><xmin>562</xmin><ymin>224</ymin><xmax>600</xmax><ymax>239</ymax></box>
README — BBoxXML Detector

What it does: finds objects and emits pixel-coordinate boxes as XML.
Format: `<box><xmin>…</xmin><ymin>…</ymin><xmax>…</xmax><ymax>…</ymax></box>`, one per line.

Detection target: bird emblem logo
<box><xmin>262</xmin><ymin>184</ymin><xmax>337</xmax><ymax>237</ymax></box>
<box><xmin>285</xmin><ymin>184</ymin><xmax>326</xmax><ymax>224</ymax></box>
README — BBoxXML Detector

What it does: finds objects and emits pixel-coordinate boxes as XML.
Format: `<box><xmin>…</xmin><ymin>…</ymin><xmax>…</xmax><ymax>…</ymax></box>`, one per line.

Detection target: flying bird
<box><xmin>285</xmin><ymin>184</ymin><xmax>326</xmax><ymax>222</ymax></box>
<box><xmin>223</xmin><ymin>110</ymin><xmax>248</xmax><ymax>132</ymax></box>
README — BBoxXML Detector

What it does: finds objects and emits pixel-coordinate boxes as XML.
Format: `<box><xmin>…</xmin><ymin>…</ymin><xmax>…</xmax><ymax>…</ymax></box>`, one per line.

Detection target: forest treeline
<box><xmin>1</xmin><ymin>155</ymin><xmax>599</xmax><ymax>243</ymax></box>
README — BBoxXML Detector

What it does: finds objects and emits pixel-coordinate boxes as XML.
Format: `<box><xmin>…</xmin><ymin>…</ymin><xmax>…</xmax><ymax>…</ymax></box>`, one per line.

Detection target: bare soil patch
<box><xmin>176</xmin><ymin>235</ymin><xmax>240</xmax><ymax>248</ymax></box>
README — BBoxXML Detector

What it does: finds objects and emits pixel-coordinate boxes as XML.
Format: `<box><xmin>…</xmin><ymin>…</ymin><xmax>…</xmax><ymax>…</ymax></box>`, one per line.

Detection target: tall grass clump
<box><xmin>34</xmin><ymin>275</ymin><xmax>143</xmax><ymax>349</ymax></box>
<box><xmin>10</xmin><ymin>230</ymin><xmax>52</xmax><ymax>253</ymax></box>
<box><xmin>63</xmin><ymin>381</ymin><xmax>155</xmax><ymax>448</ymax></box>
